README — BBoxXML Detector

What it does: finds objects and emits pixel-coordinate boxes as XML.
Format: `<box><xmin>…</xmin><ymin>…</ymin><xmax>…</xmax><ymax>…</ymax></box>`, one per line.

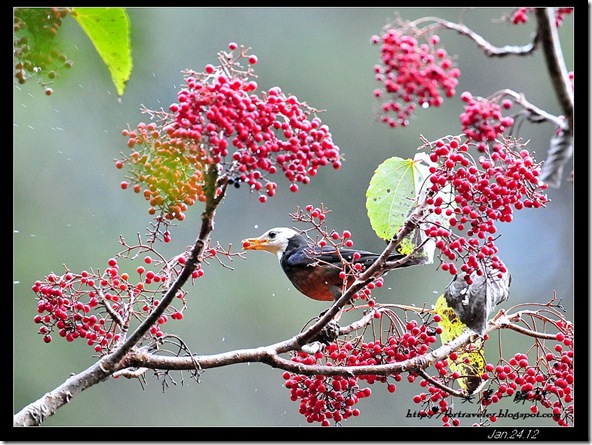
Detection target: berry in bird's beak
<box><xmin>242</xmin><ymin>238</ymin><xmax>266</xmax><ymax>250</ymax></box>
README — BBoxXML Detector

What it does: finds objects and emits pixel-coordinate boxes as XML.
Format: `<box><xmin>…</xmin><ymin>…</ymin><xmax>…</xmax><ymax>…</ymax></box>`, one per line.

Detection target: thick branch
<box><xmin>126</xmin><ymin>326</ymin><xmax>475</xmax><ymax>376</ymax></box>
<box><xmin>105</xmin><ymin>169</ymin><xmax>222</xmax><ymax>370</ymax></box>
<box><xmin>124</xmin><ymin>307</ymin><xmax>553</xmax><ymax>378</ymax></box>
<box><xmin>14</xmin><ymin>359</ymin><xmax>111</xmax><ymax>426</ymax></box>
<box><xmin>14</xmin><ymin>168</ymin><xmax>227</xmax><ymax>426</ymax></box>
<box><xmin>534</xmin><ymin>7</ymin><xmax>573</xmax><ymax>133</ymax></box>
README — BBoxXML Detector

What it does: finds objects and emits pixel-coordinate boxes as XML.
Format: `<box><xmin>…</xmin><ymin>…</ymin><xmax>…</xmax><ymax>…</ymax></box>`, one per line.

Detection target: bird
<box><xmin>442</xmin><ymin>266</ymin><xmax>511</xmax><ymax>337</ymax></box>
<box><xmin>242</xmin><ymin>227</ymin><xmax>420</xmax><ymax>302</ymax></box>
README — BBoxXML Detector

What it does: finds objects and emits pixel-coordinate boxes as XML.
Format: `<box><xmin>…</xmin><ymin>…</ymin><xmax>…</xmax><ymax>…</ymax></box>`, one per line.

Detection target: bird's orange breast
<box><xmin>286</xmin><ymin>265</ymin><xmax>344</xmax><ymax>301</ymax></box>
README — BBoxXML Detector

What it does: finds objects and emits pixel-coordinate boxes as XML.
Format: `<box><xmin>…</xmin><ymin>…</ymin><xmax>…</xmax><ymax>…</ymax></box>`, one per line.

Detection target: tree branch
<box><xmin>14</xmin><ymin>360</ymin><xmax>111</xmax><ymax>426</ymax></box>
<box><xmin>534</xmin><ymin>8</ymin><xmax>574</xmax><ymax>188</ymax></box>
<box><xmin>534</xmin><ymin>8</ymin><xmax>573</xmax><ymax>133</ymax></box>
<box><xmin>494</xmin><ymin>89</ymin><xmax>568</xmax><ymax>130</ymax></box>
<box><xmin>14</xmin><ymin>167</ymin><xmax>226</xmax><ymax>426</ymax></box>
<box><xmin>409</xmin><ymin>16</ymin><xmax>539</xmax><ymax>57</ymax></box>
<box><xmin>121</xmin><ymin>306</ymin><xmax>555</xmax><ymax>377</ymax></box>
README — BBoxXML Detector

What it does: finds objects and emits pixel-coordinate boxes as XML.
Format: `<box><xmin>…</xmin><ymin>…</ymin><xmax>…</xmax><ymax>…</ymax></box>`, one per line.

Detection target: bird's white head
<box><xmin>242</xmin><ymin>227</ymin><xmax>301</xmax><ymax>258</ymax></box>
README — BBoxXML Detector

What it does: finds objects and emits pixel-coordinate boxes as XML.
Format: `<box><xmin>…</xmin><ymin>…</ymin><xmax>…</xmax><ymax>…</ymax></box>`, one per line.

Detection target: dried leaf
<box><xmin>540</xmin><ymin>129</ymin><xmax>573</xmax><ymax>188</ymax></box>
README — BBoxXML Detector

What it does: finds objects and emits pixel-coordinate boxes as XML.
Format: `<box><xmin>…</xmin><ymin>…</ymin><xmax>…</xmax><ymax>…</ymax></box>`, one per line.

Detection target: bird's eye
<box><xmin>268</xmin><ymin>231</ymin><xmax>277</xmax><ymax>239</ymax></box>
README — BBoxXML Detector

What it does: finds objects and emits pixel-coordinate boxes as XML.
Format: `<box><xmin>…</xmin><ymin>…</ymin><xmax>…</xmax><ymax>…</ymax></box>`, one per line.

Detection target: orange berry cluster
<box><xmin>118</xmin><ymin>42</ymin><xmax>341</xmax><ymax>216</ymax></box>
<box><xmin>119</xmin><ymin>121</ymin><xmax>206</xmax><ymax>221</ymax></box>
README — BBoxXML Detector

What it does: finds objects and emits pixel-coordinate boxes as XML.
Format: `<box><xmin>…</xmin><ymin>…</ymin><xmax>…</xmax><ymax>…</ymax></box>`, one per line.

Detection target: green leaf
<box><xmin>366</xmin><ymin>153</ymin><xmax>454</xmax><ymax>263</ymax></box>
<box><xmin>72</xmin><ymin>7</ymin><xmax>132</xmax><ymax>96</ymax></box>
<box><xmin>366</xmin><ymin>156</ymin><xmax>419</xmax><ymax>242</ymax></box>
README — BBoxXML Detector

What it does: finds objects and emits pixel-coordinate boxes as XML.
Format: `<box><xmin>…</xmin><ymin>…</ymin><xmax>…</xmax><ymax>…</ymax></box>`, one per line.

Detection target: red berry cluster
<box><xmin>423</xmin><ymin>135</ymin><xmax>548</xmax><ymax>282</ymax></box>
<box><xmin>13</xmin><ymin>8</ymin><xmax>73</xmax><ymax>94</ymax></box>
<box><xmin>371</xmin><ymin>29</ymin><xmax>459</xmax><ymax>127</ymax></box>
<box><xmin>283</xmin><ymin>366</ymin><xmax>365</xmax><ymax>426</ymax></box>
<box><xmin>284</xmin><ymin>314</ymin><xmax>439</xmax><ymax>425</ymax></box>
<box><xmin>31</xmin><ymin>250</ymin><xmax>205</xmax><ymax>353</ymax></box>
<box><xmin>478</xmin><ymin>329</ymin><xmax>574</xmax><ymax>426</ymax></box>
<box><xmin>411</xmin><ymin>372</ymin><xmax>460</xmax><ymax>426</ymax></box>
<box><xmin>510</xmin><ymin>7</ymin><xmax>573</xmax><ymax>27</ymax></box>
<box><xmin>118</xmin><ymin>42</ymin><xmax>341</xmax><ymax>212</ymax></box>
<box><xmin>407</xmin><ymin>316</ymin><xmax>574</xmax><ymax>427</ymax></box>
<box><xmin>290</xmin><ymin>204</ymin><xmax>331</xmax><ymax>228</ymax></box>
<box><xmin>509</xmin><ymin>7</ymin><xmax>532</xmax><ymax>25</ymax></box>
<box><xmin>459</xmin><ymin>92</ymin><xmax>515</xmax><ymax>142</ymax></box>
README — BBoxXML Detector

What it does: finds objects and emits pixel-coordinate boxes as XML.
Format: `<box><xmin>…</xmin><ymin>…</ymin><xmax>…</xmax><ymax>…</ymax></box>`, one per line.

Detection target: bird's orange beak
<box><xmin>242</xmin><ymin>237</ymin><xmax>268</xmax><ymax>251</ymax></box>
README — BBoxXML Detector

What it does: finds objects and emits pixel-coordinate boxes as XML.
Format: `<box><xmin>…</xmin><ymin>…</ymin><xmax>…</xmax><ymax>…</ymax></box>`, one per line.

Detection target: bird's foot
<box><xmin>311</xmin><ymin>320</ymin><xmax>340</xmax><ymax>344</ymax></box>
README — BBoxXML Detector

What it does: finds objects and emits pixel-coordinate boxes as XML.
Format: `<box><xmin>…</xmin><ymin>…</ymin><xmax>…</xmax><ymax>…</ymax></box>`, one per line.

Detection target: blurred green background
<box><xmin>13</xmin><ymin>7</ymin><xmax>573</xmax><ymax>427</ymax></box>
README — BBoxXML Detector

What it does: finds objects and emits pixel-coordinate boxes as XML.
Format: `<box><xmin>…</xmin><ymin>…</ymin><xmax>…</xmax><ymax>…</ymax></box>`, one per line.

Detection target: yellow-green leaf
<box><xmin>72</xmin><ymin>7</ymin><xmax>132</xmax><ymax>96</ymax></box>
<box><xmin>366</xmin><ymin>156</ymin><xmax>417</xmax><ymax>241</ymax></box>
<box><xmin>434</xmin><ymin>293</ymin><xmax>467</xmax><ymax>344</ymax></box>
<box><xmin>434</xmin><ymin>294</ymin><xmax>485</xmax><ymax>394</ymax></box>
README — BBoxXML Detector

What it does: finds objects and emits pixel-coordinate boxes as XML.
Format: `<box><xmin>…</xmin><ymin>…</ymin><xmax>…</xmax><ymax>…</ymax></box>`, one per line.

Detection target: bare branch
<box><xmin>121</xmin><ymin>306</ymin><xmax>556</xmax><ymax>378</ymax></box>
<box><xmin>534</xmin><ymin>8</ymin><xmax>573</xmax><ymax>133</ymax></box>
<box><xmin>492</xmin><ymin>89</ymin><xmax>567</xmax><ymax>130</ymax></box>
<box><xmin>14</xmin><ymin>167</ymin><xmax>226</xmax><ymax>426</ymax></box>
<box><xmin>14</xmin><ymin>359</ymin><xmax>111</xmax><ymax>426</ymax></box>
<box><xmin>418</xmin><ymin>369</ymin><xmax>466</xmax><ymax>398</ymax></box>
<box><xmin>409</xmin><ymin>16</ymin><xmax>538</xmax><ymax>57</ymax></box>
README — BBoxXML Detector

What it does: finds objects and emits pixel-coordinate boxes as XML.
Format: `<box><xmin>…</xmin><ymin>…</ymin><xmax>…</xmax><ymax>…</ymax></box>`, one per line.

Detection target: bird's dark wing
<box><xmin>280</xmin><ymin>235</ymin><xmax>420</xmax><ymax>301</ymax></box>
<box><xmin>286</xmin><ymin>245</ymin><xmax>411</xmax><ymax>269</ymax></box>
